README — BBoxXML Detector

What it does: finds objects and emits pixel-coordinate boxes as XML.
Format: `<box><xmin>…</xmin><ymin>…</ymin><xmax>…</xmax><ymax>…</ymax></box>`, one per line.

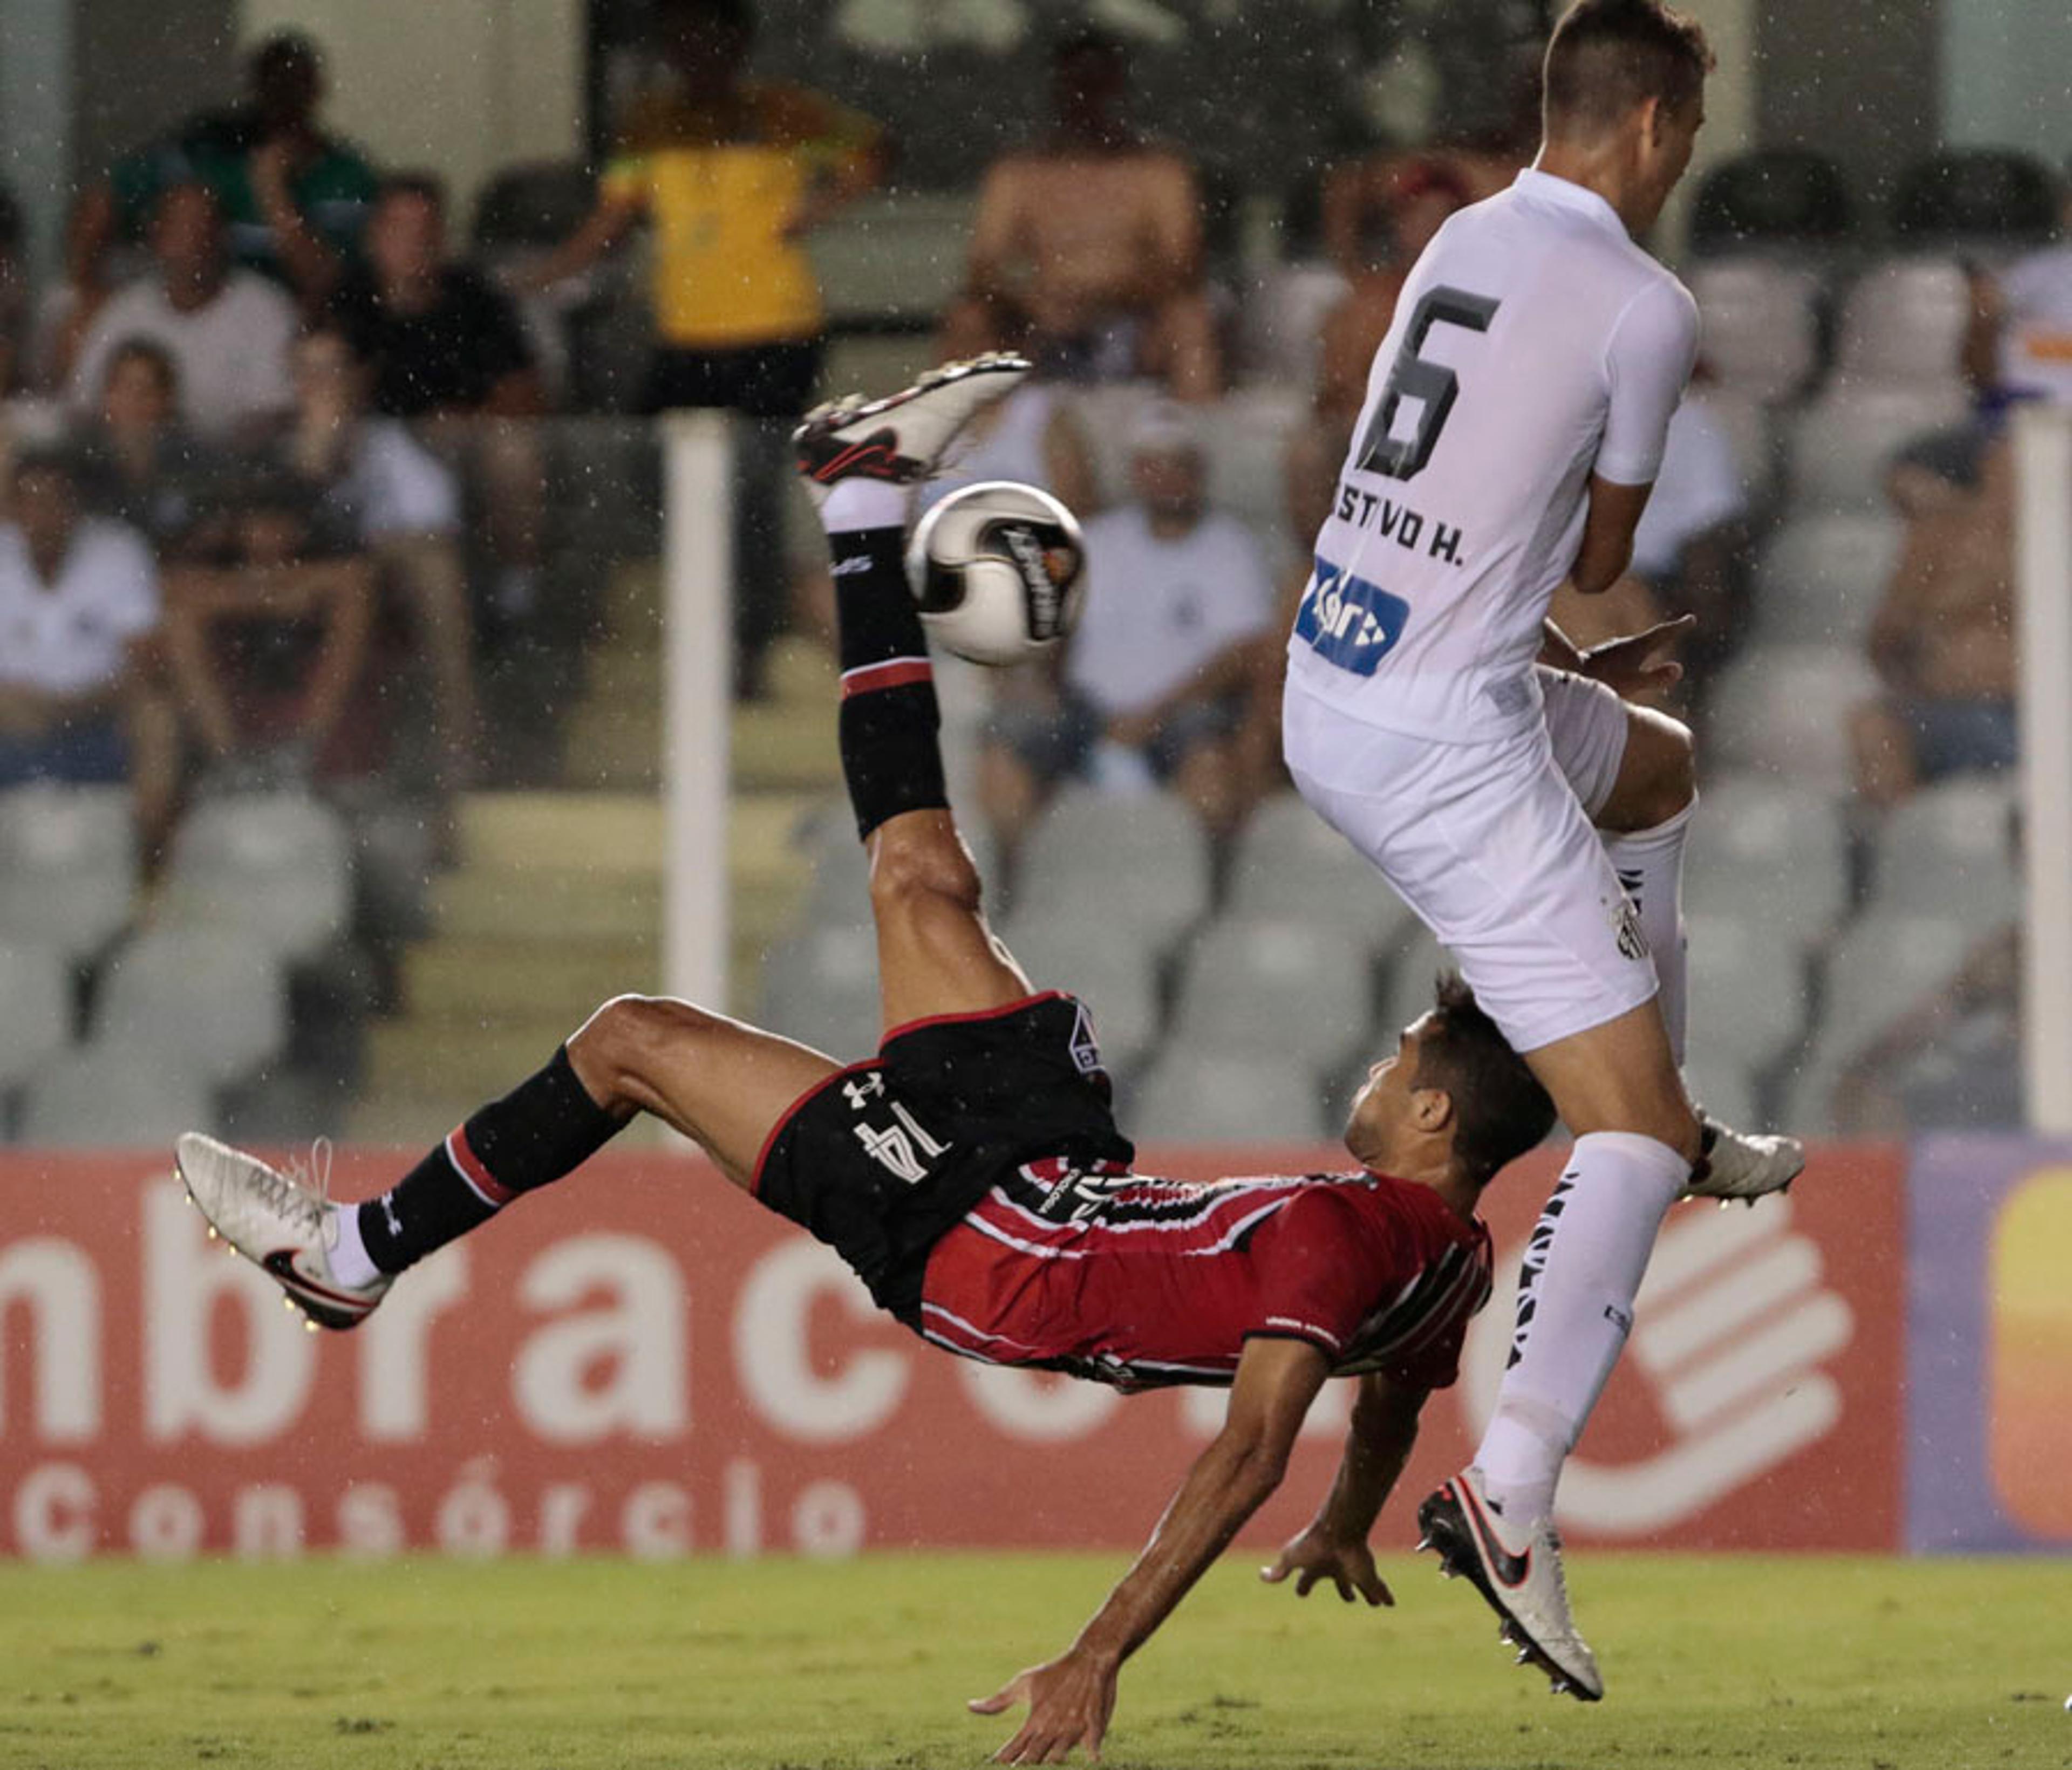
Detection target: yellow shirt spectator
<box><xmin>602</xmin><ymin>82</ymin><xmax>884</xmax><ymax>350</ymax></box>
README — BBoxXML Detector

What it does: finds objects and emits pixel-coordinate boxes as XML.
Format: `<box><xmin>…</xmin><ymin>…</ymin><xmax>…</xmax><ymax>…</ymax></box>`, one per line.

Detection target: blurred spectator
<box><xmin>923</xmin><ymin>302</ymin><xmax>1100</xmax><ymax>520</ymax></box>
<box><xmin>69</xmin><ymin>339</ymin><xmax>229</xmax><ymax>556</ymax></box>
<box><xmin>955</xmin><ymin>29</ymin><xmax>1220</xmax><ymax>402</ymax></box>
<box><xmin>1851</xmin><ymin>437</ymin><xmax>2016</xmax><ymax>810</ymax></box>
<box><xmin>1319</xmin><ymin>138</ymin><xmax>1528</xmax><ymax>282</ymax></box>
<box><xmin>979</xmin><ymin>406</ymin><xmax>1273</xmax><ymax>861</ymax></box>
<box><xmin>528</xmin><ymin>0</ymin><xmax>885</xmax><ymax>694</ymax></box>
<box><xmin>332</xmin><ymin>174</ymin><xmax>541</xmax><ymax>420</ymax></box>
<box><xmin>66</xmin><ymin>183</ymin><xmax>298</xmax><ymax>445</ymax></box>
<box><xmin>1313</xmin><ymin>160</ymin><xmax>1473</xmax><ymax>430</ymax></box>
<box><xmin>161</xmin><ymin>471</ymin><xmax>377</xmax><ymax>789</ymax></box>
<box><xmin>69</xmin><ymin>31</ymin><xmax>376</xmax><ymax>316</ymax></box>
<box><xmin>0</xmin><ymin>449</ymin><xmax>178</xmax><ymax>842</ymax></box>
<box><xmin>332</xmin><ymin>172</ymin><xmax>547</xmax><ymax>627</ymax></box>
<box><xmin>263</xmin><ymin>325</ymin><xmax>479</xmax><ymax>787</ymax></box>
<box><xmin>1284</xmin><ymin>158</ymin><xmax>1470</xmax><ymax>544</ymax></box>
<box><xmin>1969</xmin><ymin>176</ymin><xmax>2072</xmax><ymax>405</ymax></box>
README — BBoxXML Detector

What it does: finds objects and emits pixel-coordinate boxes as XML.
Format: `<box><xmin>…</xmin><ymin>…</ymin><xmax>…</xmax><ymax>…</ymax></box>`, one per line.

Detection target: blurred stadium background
<box><xmin>1</xmin><ymin>1</ymin><xmax>2069</xmax><ymax>1761</ymax></box>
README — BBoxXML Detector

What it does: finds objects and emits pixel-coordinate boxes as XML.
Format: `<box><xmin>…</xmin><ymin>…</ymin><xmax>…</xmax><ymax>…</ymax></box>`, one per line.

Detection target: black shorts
<box><xmin>751</xmin><ymin>992</ymin><xmax>1135</xmax><ymax>1323</ymax></box>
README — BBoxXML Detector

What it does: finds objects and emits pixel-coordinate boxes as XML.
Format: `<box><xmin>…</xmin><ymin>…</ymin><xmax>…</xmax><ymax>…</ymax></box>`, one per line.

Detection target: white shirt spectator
<box><xmin>0</xmin><ymin>516</ymin><xmax>159</xmax><ymax>695</ymax></box>
<box><xmin>1629</xmin><ymin>395</ymin><xmax>1746</xmax><ymax>579</ymax></box>
<box><xmin>1066</xmin><ymin>506</ymin><xmax>1275</xmax><ymax>717</ymax></box>
<box><xmin>69</xmin><ymin>270</ymin><xmax>297</xmax><ymax>441</ymax></box>
<box><xmin>1997</xmin><ymin>245</ymin><xmax>2072</xmax><ymax>406</ymax></box>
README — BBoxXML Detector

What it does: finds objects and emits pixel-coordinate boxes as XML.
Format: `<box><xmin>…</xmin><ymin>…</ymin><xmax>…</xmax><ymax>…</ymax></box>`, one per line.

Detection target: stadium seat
<box><xmin>93</xmin><ymin>927</ymin><xmax>288</xmax><ymax>1085</ymax></box>
<box><xmin>0</xmin><ymin>941</ymin><xmax>72</xmax><ymax>1088</ymax></box>
<box><xmin>1688</xmin><ymin>258</ymin><xmax>1824</xmax><ymax>404</ymax></box>
<box><xmin>1202</xmin><ymin>384</ymin><xmax>1308</xmax><ymax>553</ymax></box>
<box><xmin>1836</xmin><ymin>258</ymin><xmax>1973</xmax><ymax>386</ymax></box>
<box><xmin>1890</xmin><ymin>149</ymin><xmax>2059</xmax><ymax>249</ymax></box>
<box><xmin>1688</xmin><ymin>150</ymin><xmax>1855</xmax><ymax>256</ymax></box>
<box><xmin>1748</xmin><ymin>511</ymin><xmax>1904</xmax><ymax>647</ymax></box>
<box><xmin>1866</xmin><ymin>777</ymin><xmax>2022</xmax><ymax>926</ymax></box>
<box><xmin>18</xmin><ymin>1043</ymin><xmax>214</xmax><ymax>1148</ymax></box>
<box><xmin>161</xmin><ymin>792</ymin><xmax>355</xmax><ymax>963</ymax></box>
<box><xmin>1128</xmin><ymin>1045</ymin><xmax>1331</xmax><ymax>1143</ymax></box>
<box><xmin>1166</xmin><ymin>913</ymin><xmax>1374</xmax><ymax>1070</ymax></box>
<box><xmin>990</xmin><ymin>910</ymin><xmax>1162</xmax><ymax>1072</ymax></box>
<box><xmin>754</xmin><ymin>922</ymin><xmax>881</xmax><ymax>1061</ymax></box>
<box><xmin>1681</xmin><ymin>1051</ymin><xmax>1762</xmax><ymax>1136</ymax></box>
<box><xmin>1682</xmin><ymin>910</ymin><xmax>1810</xmax><ymax>1071</ymax></box>
<box><xmin>0</xmin><ymin>784</ymin><xmax>137</xmax><ymax>960</ymax></box>
<box><xmin>1223</xmin><ymin>792</ymin><xmax>1421</xmax><ymax>954</ymax></box>
<box><xmin>1785</xmin><ymin>380</ymin><xmax>1971</xmax><ymax>513</ymax></box>
<box><xmin>1706</xmin><ymin>645</ymin><xmax>1877</xmax><ymax>792</ymax></box>
<box><xmin>1686</xmin><ymin>772</ymin><xmax>1851</xmax><ymax>952</ymax></box>
<box><xmin>1812</xmin><ymin>910</ymin><xmax>1976</xmax><ymax>1064</ymax></box>
<box><xmin>1699</xmin><ymin>389</ymin><xmax>1776</xmax><ymax>509</ymax></box>
<box><xmin>1015</xmin><ymin>786</ymin><xmax>1212</xmax><ymax>952</ymax></box>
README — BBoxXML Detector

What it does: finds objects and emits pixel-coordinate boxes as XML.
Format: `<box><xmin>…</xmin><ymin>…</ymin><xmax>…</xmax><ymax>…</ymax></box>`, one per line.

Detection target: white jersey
<box><xmin>1285</xmin><ymin>168</ymin><xmax>1698</xmax><ymax>743</ymax></box>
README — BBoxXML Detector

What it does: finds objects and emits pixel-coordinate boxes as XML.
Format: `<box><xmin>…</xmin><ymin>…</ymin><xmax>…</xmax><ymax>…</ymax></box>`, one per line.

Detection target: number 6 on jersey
<box><xmin>1358</xmin><ymin>288</ymin><xmax>1502</xmax><ymax>482</ymax></box>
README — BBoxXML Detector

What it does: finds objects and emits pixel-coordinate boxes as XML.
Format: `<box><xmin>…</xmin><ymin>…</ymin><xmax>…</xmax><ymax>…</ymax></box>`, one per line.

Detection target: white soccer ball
<box><xmin>904</xmin><ymin>481</ymin><xmax>1087</xmax><ymax>666</ymax></box>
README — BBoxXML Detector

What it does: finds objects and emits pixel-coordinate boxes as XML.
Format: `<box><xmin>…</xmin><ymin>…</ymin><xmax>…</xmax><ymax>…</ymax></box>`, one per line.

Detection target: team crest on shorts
<box><xmin>1068</xmin><ymin>1000</ymin><xmax>1103</xmax><ymax>1076</ymax></box>
<box><xmin>1608</xmin><ymin>895</ymin><xmax>1650</xmax><ymax>962</ymax></box>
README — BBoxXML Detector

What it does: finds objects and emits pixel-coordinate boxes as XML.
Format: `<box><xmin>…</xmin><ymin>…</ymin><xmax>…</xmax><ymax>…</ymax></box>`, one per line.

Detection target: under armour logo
<box><xmin>842</xmin><ymin>1073</ymin><xmax>887</xmax><ymax>1111</ymax></box>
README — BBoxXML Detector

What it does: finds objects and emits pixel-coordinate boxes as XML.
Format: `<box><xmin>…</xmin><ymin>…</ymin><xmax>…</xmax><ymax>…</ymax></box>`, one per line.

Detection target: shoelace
<box><xmin>262</xmin><ymin>1137</ymin><xmax>335</xmax><ymax>1236</ymax></box>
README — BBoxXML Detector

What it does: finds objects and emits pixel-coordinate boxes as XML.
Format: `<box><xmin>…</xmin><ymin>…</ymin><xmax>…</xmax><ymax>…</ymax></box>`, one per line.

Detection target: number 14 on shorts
<box><xmin>842</xmin><ymin>1071</ymin><xmax>949</xmax><ymax>1186</ymax></box>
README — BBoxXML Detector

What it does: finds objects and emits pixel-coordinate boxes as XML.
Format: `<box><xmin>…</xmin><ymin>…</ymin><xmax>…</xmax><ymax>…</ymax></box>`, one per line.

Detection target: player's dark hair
<box><xmin>1414</xmin><ymin>974</ymin><xmax>1557</xmax><ymax>1188</ymax></box>
<box><xmin>1543</xmin><ymin>0</ymin><xmax>1713</xmax><ymax>137</ymax></box>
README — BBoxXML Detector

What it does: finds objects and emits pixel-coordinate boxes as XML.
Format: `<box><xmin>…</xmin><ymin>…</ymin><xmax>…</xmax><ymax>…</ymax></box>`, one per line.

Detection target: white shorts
<box><xmin>1537</xmin><ymin>666</ymin><xmax>1630</xmax><ymax>819</ymax></box>
<box><xmin>1283</xmin><ymin>672</ymin><xmax>1652</xmax><ymax>1054</ymax></box>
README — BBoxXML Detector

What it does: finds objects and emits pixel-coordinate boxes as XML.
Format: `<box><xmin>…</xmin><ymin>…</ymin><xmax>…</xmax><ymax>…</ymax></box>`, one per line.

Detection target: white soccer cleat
<box><xmin>1416</xmin><ymin>1467</ymin><xmax>1604</xmax><ymax>1701</ymax></box>
<box><xmin>1684</xmin><ymin>1113</ymin><xmax>1805</xmax><ymax>1205</ymax></box>
<box><xmin>792</xmin><ymin>353</ymin><xmax>1032</xmax><ymax>507</ymax></box>
<box><xmin>174</xmin><ymin>1132</ymin><xmax>388</xmax><ymax>1330</ymax></box>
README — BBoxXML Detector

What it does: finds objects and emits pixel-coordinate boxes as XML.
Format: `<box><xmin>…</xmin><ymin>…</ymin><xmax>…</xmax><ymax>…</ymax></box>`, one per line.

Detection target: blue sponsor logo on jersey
<box><xmin>1294</xmin><ymin>557</ymin><xmax>1409</xmax><ymax>676</ymax></box>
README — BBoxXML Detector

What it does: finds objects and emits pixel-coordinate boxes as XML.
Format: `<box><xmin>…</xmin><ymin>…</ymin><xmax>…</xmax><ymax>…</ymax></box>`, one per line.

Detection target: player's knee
<box><xmin>1622</xmin><ymin>709</ymin><xmax>1696</xmax><ymax>829</ymax></box>
<box><xmin>571</xmin><ymin>994</ymin><xmax>718</xmax><ymax>1103</ymax></box>
<box><xmin>869</xmin><ymin>826</ymin><xmax>985</xmax><ymax>919</ymax></box>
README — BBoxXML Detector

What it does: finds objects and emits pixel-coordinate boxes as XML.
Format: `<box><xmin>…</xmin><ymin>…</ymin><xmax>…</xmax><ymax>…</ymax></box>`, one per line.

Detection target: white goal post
<box><xmin>2015</xmin><ymin>402</ymin><xmax>2072</xmax><ymax>1133</ymax></box>
<box><xmin>661</xmin><ymin>412</ymin><xmax>734</xmax><ymax>1019</ymax></box>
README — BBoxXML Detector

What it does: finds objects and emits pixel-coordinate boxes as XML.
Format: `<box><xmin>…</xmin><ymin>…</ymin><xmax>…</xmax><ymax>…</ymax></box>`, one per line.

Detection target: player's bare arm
<box><xmin>1570</xmin><ymin>474</ymin><xmax>1656</xmax><ymax>594</ymax></box>
<box><xmin>971</xmin><ymin>1335</ymin><xmax>1330</xmax><ymax>1765</ymax></box>
<box><xmin>1262</xmin><ymin>1371</ymin><xmax>1427</xmax><ymax>1607</ymax></box>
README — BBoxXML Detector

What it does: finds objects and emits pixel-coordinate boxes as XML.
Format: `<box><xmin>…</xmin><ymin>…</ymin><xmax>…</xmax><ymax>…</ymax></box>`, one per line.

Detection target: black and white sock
<box><xmin>334</xmin><ymin>1046</ymin><xmax>625</xmax><ymax>1282</ymax></box>
<box><xmin>822</xmin><ymin>481</ymin><xmax>948</xmax><ymax>841</ymax></box>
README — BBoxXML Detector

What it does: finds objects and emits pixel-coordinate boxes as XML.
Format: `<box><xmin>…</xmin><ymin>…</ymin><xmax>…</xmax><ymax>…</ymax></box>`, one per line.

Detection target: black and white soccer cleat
<box><xmin>792</xmin><ymin>353</ymin><xmax>1031</xmax><ymax>504</ymax></box>
<box><xmin>175</xmin><ymin>1132</ymin><xmax>389</xmax><ymax>1331</ymax></box>
<box><xmin>1683</xmin><ymin>1112</ymin><xmax>1805</xmax><ymax>1206</ymax></box>
<box><xmin>1416</xmin><ymin>1467</ymin><xmax>1604</xmax><ymax>1701</ymax></box>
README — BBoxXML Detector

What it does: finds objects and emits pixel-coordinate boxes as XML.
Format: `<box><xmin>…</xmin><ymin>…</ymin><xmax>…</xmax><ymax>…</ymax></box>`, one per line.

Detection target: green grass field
<box><xmin>1</xmin><ymin>1554</ymin><xmax>2067</xmax><ymax>1769</ymax></box>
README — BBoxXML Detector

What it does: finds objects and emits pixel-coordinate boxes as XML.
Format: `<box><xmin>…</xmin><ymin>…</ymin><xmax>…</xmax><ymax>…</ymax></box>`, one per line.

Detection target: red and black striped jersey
<box><xmin>917</xmin><ymin>1162</ymin><xmax>1493</xmax><ymax>1393</ymax></box>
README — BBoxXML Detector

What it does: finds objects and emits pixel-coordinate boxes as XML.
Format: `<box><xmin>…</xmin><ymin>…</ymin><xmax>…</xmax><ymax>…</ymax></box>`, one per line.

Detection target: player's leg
<box><xmin>176</xmin><ymin>995</ymin><xmax>840</xmax><ymax>1327</ymax></box>
<box><xmin>795</xmin><ymin>358</ymin><xmax>1044</xmax><ymax>1033</ymax></box>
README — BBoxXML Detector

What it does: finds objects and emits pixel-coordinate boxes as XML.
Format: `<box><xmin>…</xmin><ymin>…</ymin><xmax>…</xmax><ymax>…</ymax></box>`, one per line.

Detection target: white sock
<box><xmin>1474</xmin><ymin>1130</ymin><xmax>1690</xmax><ymax>1527</ymax></box>
<box><xmin>326</xmin><ymin>1203</ymin><xmax>383</xmax><ymax>1289</ymax></box>
<box><xmin>820</xmin><ymin>479</ymin><xmax>908</xmax><ymax>535</ymax></box>
<box><xmin>1604</xmin><ymin>798</ymin><xmax>1694</xmax><ymax>1065</ymax></box>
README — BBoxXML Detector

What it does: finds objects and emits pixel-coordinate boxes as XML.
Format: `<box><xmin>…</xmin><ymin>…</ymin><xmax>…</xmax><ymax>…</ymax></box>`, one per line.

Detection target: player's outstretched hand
<box><xmin>1578</xmin><ymin>612</ymin><xmax>1695</xmax><ymax>699</ymax></box>
<box><xmin>969</xmin><ymin>1645</ymin><xmax>1119</xmax><ymax>1765</ymax></box>
<box><xmin>1260</xmin><ymin>1526</ymin><xmax>1395</xmax><ymax>1607</ymax></box>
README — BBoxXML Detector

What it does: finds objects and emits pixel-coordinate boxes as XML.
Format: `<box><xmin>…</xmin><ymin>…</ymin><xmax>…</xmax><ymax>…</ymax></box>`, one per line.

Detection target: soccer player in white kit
<box><xmin>1280</xmin><ymin>0</ymin><xmax>1801</xmax><ymax>1701</ymax></box>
